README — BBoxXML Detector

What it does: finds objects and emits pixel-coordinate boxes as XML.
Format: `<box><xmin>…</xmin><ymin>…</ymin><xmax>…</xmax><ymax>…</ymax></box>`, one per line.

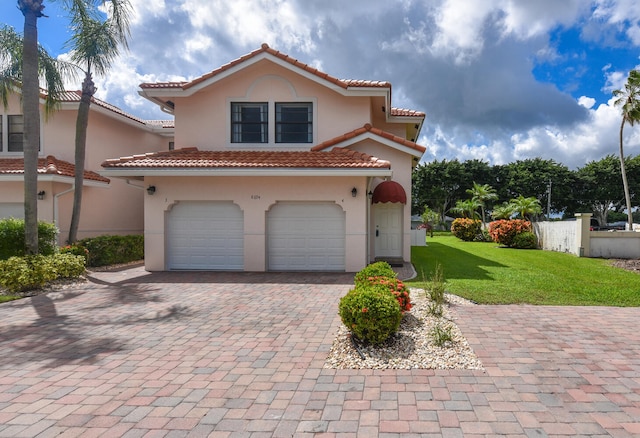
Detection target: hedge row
<box><xmin>0</xmin><ymin>218</ymin><xmax>58</xmax><ymax>260</ymax></box>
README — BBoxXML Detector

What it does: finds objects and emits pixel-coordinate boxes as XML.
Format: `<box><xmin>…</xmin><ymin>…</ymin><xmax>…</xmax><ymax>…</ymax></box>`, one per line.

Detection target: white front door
<box><xmin>374</xmin><ymin>203</ymin><xmax>403</xmax><ymax>258</ymax></box>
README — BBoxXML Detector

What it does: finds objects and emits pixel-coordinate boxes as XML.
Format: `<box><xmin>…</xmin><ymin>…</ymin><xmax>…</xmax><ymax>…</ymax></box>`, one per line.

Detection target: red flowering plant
<box><xmin>363</xmin><ymin>276</ymin><xmax>412</xmax><ymax>312</ymax></box>
<box><xmin>488</xmin><ymin>219</ymin><xmax>531</xmax><ymax>247</ymax></box>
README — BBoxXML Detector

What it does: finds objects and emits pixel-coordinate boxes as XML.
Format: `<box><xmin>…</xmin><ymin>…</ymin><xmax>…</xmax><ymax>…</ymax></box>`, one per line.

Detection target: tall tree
<box><xmin>575</xmin><ymin>155</ymin><xmax>640</xmax><ymax>226</ymax></box>
<box><xmin>613</xmin><ymin>69</ymin><xmax>640</xmax><ymax>231</ymax></box>
<box><xmin>467</xmin><ymin>182</ymin><xmax>498</xmax><ymax>226</ymax></box>
<box><xmin>17</xmin><ymin>0</ymin><xmax>46</xmax><ymax>255</ymax></box>
<box><xmin>66</xmin><ymin>0</ymin><xmax>131</xmax><ymax>243</ymax></box>
<box><xmin>451</xmin><ymin>199</ymin><xmax>481</xmax><ymax>219</ymax></box>
<box><xmin>412</xmin><ymin>159</ymin><xmax>468</xmax><ymax>221</ymax></box>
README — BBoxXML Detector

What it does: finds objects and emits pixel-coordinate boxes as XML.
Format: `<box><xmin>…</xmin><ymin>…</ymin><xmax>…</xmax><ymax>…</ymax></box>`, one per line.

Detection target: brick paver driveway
<box><xmin>0</xmin><ymin>266</ymin><xmax>638</xmax><ymax>437</ymax></box>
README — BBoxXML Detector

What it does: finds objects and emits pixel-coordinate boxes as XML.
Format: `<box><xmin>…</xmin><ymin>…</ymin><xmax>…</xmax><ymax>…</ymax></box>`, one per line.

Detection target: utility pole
<box><xmin>546</xmin><ymin>179</ymin><xmax>552</xmax><ymax>220</ymax></box>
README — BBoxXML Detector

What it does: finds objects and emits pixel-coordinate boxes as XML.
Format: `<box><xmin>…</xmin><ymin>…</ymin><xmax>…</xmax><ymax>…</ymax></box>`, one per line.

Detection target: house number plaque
<box><xmin>251</xmin><ymin>195</ymin><xmax>261</xmax><ymax>200</ymax></box>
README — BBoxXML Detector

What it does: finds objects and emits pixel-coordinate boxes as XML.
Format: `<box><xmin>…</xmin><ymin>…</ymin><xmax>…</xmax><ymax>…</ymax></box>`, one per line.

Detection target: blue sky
<box><xmin>2</xmin><ymin>0</ymin><xmax>640</xmax><ymax>169</ymax></box>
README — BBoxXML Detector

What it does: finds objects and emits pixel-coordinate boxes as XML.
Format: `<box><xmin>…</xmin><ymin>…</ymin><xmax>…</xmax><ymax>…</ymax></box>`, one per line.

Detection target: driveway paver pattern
<box><xmin>0</xmin><ymin>267</ymin><xmax>638</xmax><ymax>437</ymax></box>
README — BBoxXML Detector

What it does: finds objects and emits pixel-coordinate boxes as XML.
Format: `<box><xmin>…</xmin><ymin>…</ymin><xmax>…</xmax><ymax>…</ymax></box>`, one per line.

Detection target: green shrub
<box><xmin>353</xmin><ymin>261</ymin><xmax>396</xmax><ymax>285</ymax></box>
<box><xmin>363</xmin><ymin>276</ymin><xmax>412</xmax><ymax>312</ymax></box>
<box><xmin>79</xmin><ymin>234</ymin><xmax>144</xmax><ymax>267</ymax></box>
<box><xmin>0</xmin><ymin>254</ymin><xmax>84</xmax><ymax>293</ymax></box>
<box><xmin>338</xmin><ymin>285</ymin><xmax>402</xmax><ymax>344</ymax></box>
<box><xmin>0</xmin><ymin>218</ymin><xmax>58</xmax><ymax>260</ymax></box>
<box><xmin>512</xmin><ymin>231</ymin><xmax>538</xmax><ymax>249</ymax></box>
<box><xmin>426</xmin><ymin>262</ymin><xmax>446</xmax><ymax>316</ymax></box>
<box><xmin>60</xmin><ymin>243</ymin><xmax>89</xmax><ymax>263</ymax></box>
<box><xmin>450</xmin><ymin>218</ymin><xmax>482</xmax><ymax>242</ymax></box>
<box><xmin>488</xmin><ymin>219</ymin><xmax>531</xmax><ymax>247</ymax></box>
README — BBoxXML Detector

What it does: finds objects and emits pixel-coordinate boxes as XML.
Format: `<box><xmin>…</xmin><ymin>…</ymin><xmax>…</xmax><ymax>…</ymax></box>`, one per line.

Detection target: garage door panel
<box><xmin>167</xmin><ymin>201</ymin><xmax>244</xmax><ymax>270</ymax></box>
<box><xmin>267</xmin><ymin>202</ymin><xmax>345</xmax><ymax>271</ymax></box>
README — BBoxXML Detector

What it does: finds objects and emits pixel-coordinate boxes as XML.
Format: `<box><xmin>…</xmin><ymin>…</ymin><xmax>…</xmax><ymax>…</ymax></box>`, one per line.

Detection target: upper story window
<box><xmin>276</xmin><ymin>103</ymin><xmax>312</xmax><ymax>143</ymax></box>
<box><xmin>230</xmin><ymin>101</ymin><xmax>314</xmax><ymax>144</ymax></box>
<box><xmin>0</xmin><ymin>115</ymin><xmax>25</xmax><ymax>153</ymax></box>
<box><xmin>231</xmin><ymin>102</ymin><xmax>268</xmax><ymax>143</ymax></box>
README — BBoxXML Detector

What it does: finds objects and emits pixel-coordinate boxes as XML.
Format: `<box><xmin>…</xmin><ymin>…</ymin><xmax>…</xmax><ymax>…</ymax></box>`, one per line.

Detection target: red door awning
<box><xmin>371</xmin><ymin>180</ymin><xmax>406</xmax><ymax>204</ymax></box>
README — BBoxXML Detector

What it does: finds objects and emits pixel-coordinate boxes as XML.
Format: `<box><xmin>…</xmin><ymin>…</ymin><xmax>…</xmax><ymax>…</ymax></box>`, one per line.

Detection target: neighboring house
<box><xmin>101</xmin><ymin>43</ymin><xmax>427</xmax><ymax>272</ymax></box>
<box><xmin>0</xmin><ymin>90</ymin><xmax>173</xmax><ymax>244</ymax></box>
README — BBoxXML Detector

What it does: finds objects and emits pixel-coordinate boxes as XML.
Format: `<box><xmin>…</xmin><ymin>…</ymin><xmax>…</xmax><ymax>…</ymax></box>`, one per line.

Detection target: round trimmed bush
<box><xmin>353</xmin><ymin>261</ymin><xmax>396</xmax><ymax>285</ymax></box>
<box><xmin>512</xmin><ymin>231</ymin><xmax>538</xmax><ymax>249</ymax></box>
<box><xmin>339</xmin><ymin>285</ymin><xmax>402</xmax><ymax>344</ymax></box>
<box><xmin>451</xmin><ymin>218</ymin><xmax>482</xmax><ymax>241</ymax></box>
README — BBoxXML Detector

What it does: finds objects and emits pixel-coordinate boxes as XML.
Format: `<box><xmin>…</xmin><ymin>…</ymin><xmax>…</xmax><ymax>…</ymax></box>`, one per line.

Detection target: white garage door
<box><xmin>0</xmin><ymin>203</ymin><xmax>24</xmax><ymax>219</ymax></box>
<box><xmin>267</xmin><ymin>202</ymin><xmax>345</xmax><ymax>271</ymax></box>
<box><xmin>167</xmin><ymin>201</ymin><xmax>244</xmax><ymax>270</ymax></box>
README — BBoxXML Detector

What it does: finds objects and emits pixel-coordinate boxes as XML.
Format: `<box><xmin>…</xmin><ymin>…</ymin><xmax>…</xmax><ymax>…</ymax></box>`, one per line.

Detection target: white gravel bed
<box><xmin>324</xmin><ymin>289</ymin><xmax>484</xmax><ymax>370</ymax></box>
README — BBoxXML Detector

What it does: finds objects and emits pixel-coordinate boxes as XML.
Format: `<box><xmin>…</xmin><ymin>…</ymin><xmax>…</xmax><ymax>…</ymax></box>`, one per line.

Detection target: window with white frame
<box><xmin>0</xmin><ymin>115</ymin><xmax>25</xmax><ymax>153</ymax></box>
<box><xmin>276</xmin><ymin>102</ymin><xmax>312</xmax><ymax>143</ymax></box>
<box><xmin>231</xmin><ymin>102</ymin><xmax>268</xmax><ymax>143</ymax></box>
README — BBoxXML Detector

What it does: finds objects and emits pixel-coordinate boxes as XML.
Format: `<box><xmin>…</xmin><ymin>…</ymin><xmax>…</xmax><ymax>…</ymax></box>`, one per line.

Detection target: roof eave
<box><xmin>100</xmin><ymin>168</ymin><xmax>393</xmax><ymax>178</ymax></box>
<box><xmin>0</xmin><ymin>174</ymin><xmax>110</xmax><ymax>186</ymax></box>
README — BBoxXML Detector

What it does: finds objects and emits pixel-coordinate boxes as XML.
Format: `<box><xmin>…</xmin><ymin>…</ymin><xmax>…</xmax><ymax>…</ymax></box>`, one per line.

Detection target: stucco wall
<box><xmin>143</xmin><ymin>175</ymin><xmax>369</xmax><ymax>272</ymax></box>
<box><xmin>174</xmin><ymin>59</ymin><xmax>373</xmax><ymax>149</ymax></box>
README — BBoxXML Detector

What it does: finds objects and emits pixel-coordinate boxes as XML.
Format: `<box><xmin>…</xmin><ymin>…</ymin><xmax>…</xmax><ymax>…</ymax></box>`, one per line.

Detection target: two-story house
<box><xmin>101</xmin><ymin>44</ymin><xmax>426</xmax><ymax>272</ymax></box>
<box><xmin>0</xmin><ymin>90</ymin><xmax>173</xmax><ymax>244</ymax></box>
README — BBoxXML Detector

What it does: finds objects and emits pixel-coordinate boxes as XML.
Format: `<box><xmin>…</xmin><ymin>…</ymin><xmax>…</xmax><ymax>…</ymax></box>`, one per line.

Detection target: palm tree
<box><xmin>511</xmin><ymin>195</ymin><xmax>542</xmax><ymax>221</ymax></box>
<box><xmin>66</xmin><ymin>0</ymin><xmax>131</xmax><ymax>243</ymax></box>
<box><xmin>17</xmin><ymin>0</ymin><xmax>46</xmax><ymax>254</ymax></box>
<box><xmin>613</xmin><ymin>69</ymin><xmax>640</xmax><ymax>231</ymax></box>
<box><xmin>466</xmin><ymin>182</ymin><xmax>498</xmax><ymax>227</ymax></box>
<box><xmin>0</xmin><ymin>24</ymin><xmax>73</xmax><ymax>254</ymax></box>
<box><xmin>491</xmin><ymin>202</ymin><xmax>515</xmax><ymax>220</ymax></box>
<box><xmin>451</xmin><ymin>199</ymin><xmax>481</xmax><ymax>219</ymax></box>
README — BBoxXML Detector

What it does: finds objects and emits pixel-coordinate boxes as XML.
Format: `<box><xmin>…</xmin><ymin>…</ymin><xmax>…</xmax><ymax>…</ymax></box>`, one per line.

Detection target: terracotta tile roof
<box><xmin>390</xmin><ymin>107</ymin><xmax>426</xmax><ymax>117</ymax></box>
<box><xmin>0</xmin><ymin>156</ymin><xmax>110</xmax><ymax>184</ymax></box>
<box><xmin>101</xmin><ymin>147</ymin><xmax>391</xmax><ymax>170</ymax></box>
<box><xmin>311</xmin><ymin>124</ymin><xmax>426</xmax><ymax>154</ymax></box>
<box><xmin>54</xmin><ymin>90</ymin><xmax>174</xmax><ymax>128</ymax></box>
<box><xmin>139</xmin><ymin>44</ymin><xmax>392</xmax><ymax>92</ymax></box>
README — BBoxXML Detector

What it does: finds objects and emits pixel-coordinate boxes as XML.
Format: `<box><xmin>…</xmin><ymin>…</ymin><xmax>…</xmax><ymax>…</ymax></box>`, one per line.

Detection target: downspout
<box><xmin>54</xmin><ymin>186</ymin><xmax>75</xmax><ymax>243</ymax></box>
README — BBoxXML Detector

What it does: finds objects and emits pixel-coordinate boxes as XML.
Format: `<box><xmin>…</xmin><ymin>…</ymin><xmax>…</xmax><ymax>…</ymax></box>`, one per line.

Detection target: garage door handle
<box><xmin>376</xmin><ymin>230</ymin><xmax>379</xmax><ymax>237</ymax></box>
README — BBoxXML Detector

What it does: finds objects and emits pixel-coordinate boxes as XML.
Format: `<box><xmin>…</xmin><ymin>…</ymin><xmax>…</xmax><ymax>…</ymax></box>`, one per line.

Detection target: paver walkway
<box><xmin>0</xmin><ymin>267</ymin><xmax>638</xmax><ymax>437</ymax></box>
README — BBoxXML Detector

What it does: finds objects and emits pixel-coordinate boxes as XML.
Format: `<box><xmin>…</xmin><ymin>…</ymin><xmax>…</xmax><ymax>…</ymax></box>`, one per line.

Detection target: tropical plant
<box><xmin>451</xmin><ymin>198</ymin><xmax>481</xmax><ymax>219</ymax></box>
<box><xmin>466</xmin><ymin>182</ymin><xmax>498</xmax><ymax>227</ymax></box>
<box><xmin>66</xmin><ymin>0</ymin><xmax>131</xmax><ymax>243</ymax></box>
<box><xmin>613</xmin><ymin>69</ymin><xmax>640</xmax><ymax>231</ymax></box>
<box><xmin>488</xmin><ymin>219</ymin><xmax>532</xmax><ymax>247</ymax></box>
<box><xmin>1</xmin><ymin>19</ymin><xmax>72</xmax><ymax>254</ymax></box>
<box><xmin>510</xmin><ymin>195</ymin><xmax>542</xmax><ymax>221</ymax></box>
<box><xmin>490</xmin><ymin>201</ymin><xmax>515</xmax><ymax>220</ymax></box>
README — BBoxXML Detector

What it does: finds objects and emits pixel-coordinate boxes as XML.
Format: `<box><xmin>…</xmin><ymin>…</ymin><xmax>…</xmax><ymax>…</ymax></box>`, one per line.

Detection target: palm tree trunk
<box><xmin>21</xmin><ymin>4</ymin><xmax>42</xmax><ymax>255</ymax></box>
<box><xmin>619</xmin><ymin>118</ymin><xmax>634</xmax><ymax>231</ymax></box>
<box><xmin>68</xmin><ymin>73</ymin><xmax>94</xmax><ymax>243</ymax></box>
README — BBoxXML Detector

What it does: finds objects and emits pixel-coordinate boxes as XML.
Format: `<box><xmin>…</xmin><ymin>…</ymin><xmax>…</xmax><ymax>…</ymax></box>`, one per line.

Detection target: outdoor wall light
<box><xmin>147</xmin><ymin>186</ymin><xmax>156</xmax><ymax>195</ymax></box>
<box><xmin>351</xmin><ymin>187</ymin><xmax>358</xmax><ymax>198</ymax></box>
<box><xmin>37</xmin><ymin>190</ymin><xmax>46</xmax><ymax>200</ymax></box>
<box><xmin>367</xmin><ymin>190</ymin><xmax>373</xmax><ymax>199</ymax></box>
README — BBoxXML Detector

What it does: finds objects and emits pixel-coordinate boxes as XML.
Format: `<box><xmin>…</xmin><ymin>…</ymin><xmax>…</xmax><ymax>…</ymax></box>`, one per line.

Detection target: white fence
<box><xmin>533</xmin><ymin>213</ymin><xmax>640</xmax><ymax>259</ymax></box>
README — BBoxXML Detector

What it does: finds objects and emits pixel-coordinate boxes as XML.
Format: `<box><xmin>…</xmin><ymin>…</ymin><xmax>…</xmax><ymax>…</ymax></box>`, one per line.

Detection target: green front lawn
<box><xmin>409</xmin><ymin>235</ymin><xmax>640</xmax><ymax>306</ymax></box>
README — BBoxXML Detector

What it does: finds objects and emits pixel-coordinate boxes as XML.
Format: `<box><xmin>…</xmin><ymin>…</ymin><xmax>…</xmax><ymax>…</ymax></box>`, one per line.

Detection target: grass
<box><xmin>0</xmin><ymin>295</ymin><xmax>20</xmax><ymax>303</ymax></box>
<box><xmin>409</xmin><ymin>235</ymin><xmax>640</xmax><ymax>306</ymax></box>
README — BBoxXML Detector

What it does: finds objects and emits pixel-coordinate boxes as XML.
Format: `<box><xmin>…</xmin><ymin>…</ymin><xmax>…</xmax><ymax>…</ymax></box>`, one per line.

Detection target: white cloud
<box><xmin>578</xmin><ymin>96</ymin><xmax>596</xmax><ymax>108</ymax></box>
